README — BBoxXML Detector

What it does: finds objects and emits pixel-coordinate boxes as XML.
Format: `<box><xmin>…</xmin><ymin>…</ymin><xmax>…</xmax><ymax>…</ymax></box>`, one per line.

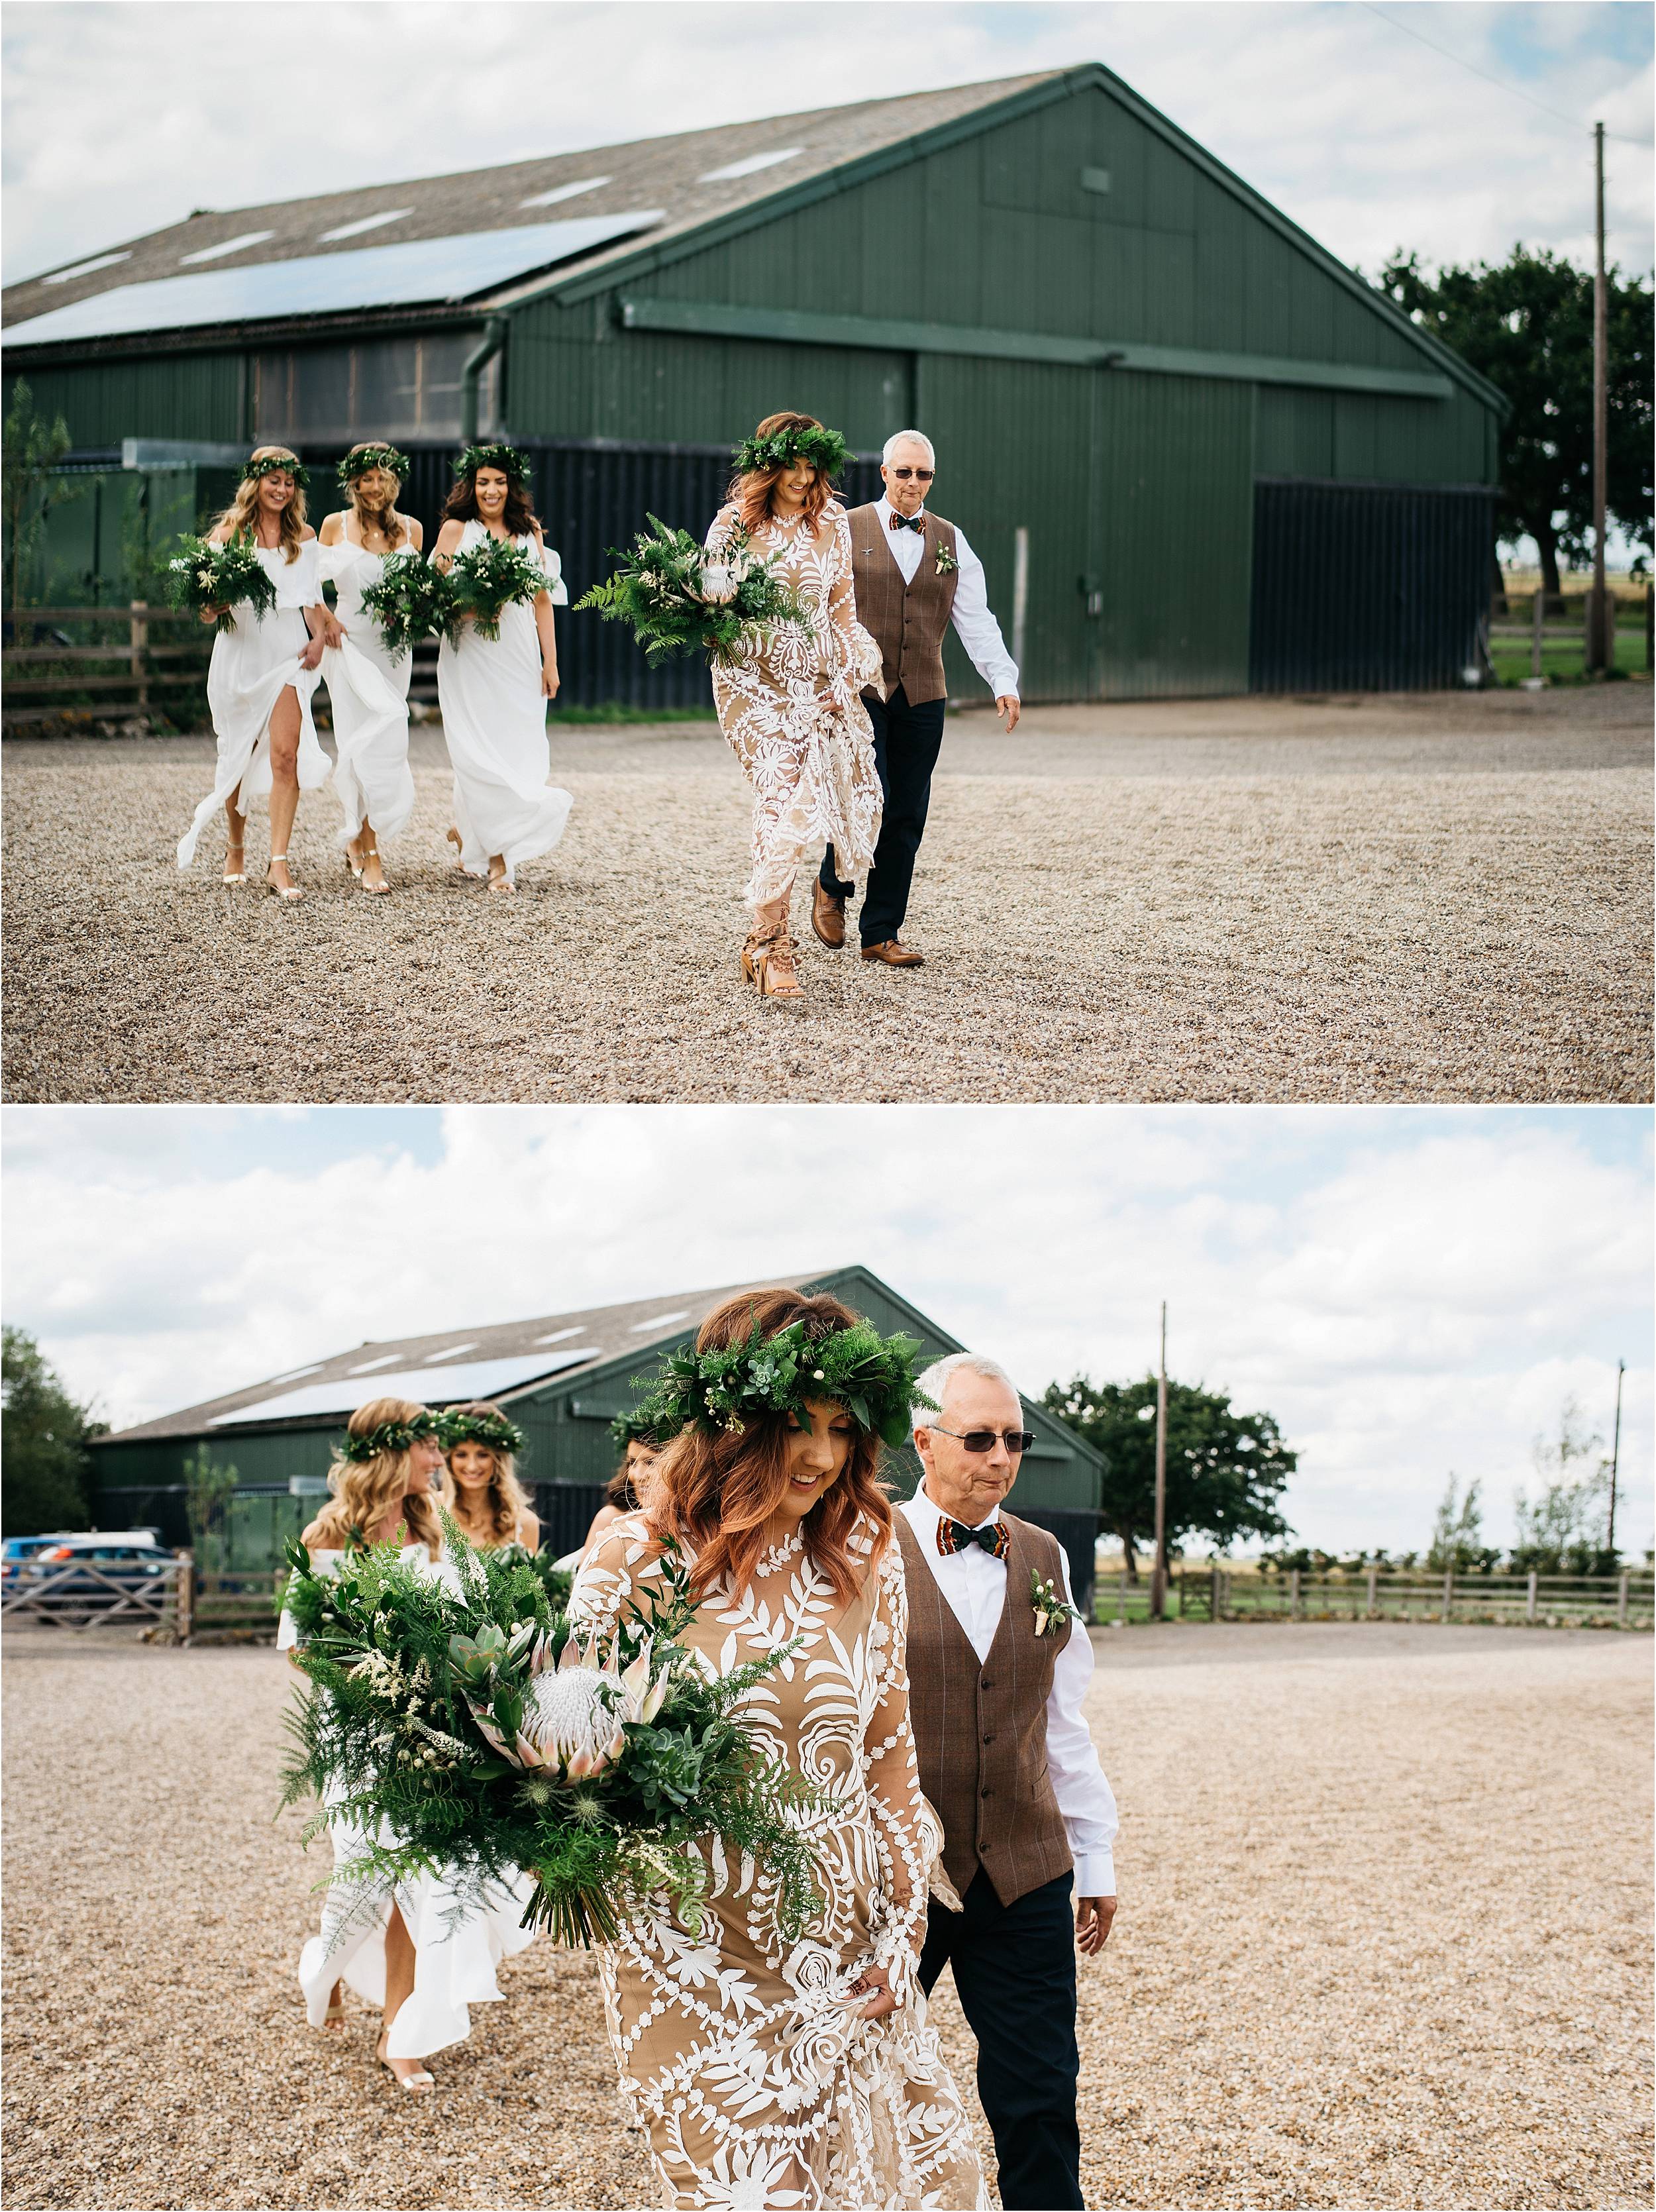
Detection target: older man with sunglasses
<box><xmin>894</xmin><ymin>1351</ymin><xmax>1117</xmax><ymax>2212</ymax></box>
<box><xmin>815</xmin><ymin>431</ymin><xmax>1019</xmax><ymax>967</ymax></box>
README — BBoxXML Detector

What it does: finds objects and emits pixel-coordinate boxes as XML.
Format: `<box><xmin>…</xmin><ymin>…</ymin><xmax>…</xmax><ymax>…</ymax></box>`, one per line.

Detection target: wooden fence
<box><xmin>2</xmin><ymin>602</ymin><xmax>211</xmax><ymax>732</ymax></box>
<box><xmin>1487</xmin><ymin>588</ymin><xmax>1653</xmax><ymax>684</ymax></box>
<box><xmin>1214</xmin><ymin>1567</ymin><xmax>1653</xmax><ymax>1628</ymax></box>
<box><xmin>1</xmin><ymin>1553</ymin><xmax>183</xmax><ymax>1632</ymax></box>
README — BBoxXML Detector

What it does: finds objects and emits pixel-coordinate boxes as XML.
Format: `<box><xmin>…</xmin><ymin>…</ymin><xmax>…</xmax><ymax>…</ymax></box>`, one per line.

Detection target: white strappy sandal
<box><xmin>358</xmin><ymin>842</ymin><xmax>391</xmax><ymax>896</ymax></box>
<box><xmin>222</xmin><ymin>840</ymin><xmax>246</xmax><ymax>886</ymax></box>
<box><xmin>266</xmin><ymin>857</ymin><xmax>304</xmax><ymax>902</ymax></box>
<box><xmin>376</xmin><ymin>2033</ymin><xmax>434</xmax><ymax>2093</ymax></box>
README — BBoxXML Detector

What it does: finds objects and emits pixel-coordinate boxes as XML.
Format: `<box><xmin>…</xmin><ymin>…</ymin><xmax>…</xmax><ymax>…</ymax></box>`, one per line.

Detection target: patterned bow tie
<box><xmin>937</xmin><ymin>1517</ymin><xmax>1008</xmax><ymax>1559</ymax></box>
<box><xmin>888</xmin><ymin>509</ymin><xmax>925</xmax><ymax>533</ymax></box>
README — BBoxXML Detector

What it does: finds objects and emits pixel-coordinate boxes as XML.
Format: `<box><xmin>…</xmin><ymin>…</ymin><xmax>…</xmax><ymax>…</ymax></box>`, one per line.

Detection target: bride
<box><xmin>572</xmin><ymin>1288</ymin><xmax>986</xmax><ymax>2211</ymax></box>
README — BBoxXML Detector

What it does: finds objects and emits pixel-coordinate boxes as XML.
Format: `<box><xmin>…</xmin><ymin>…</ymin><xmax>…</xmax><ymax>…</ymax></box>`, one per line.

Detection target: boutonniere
<box><xmin>1031</xmin><ymin>1569</ymin><xmax>1082</xmax><ymax>1638</ymax></box>
<box><xmin>934</xmin><ymin>544</ymin><xmax>957</xmax><ymax>577</ymax></box>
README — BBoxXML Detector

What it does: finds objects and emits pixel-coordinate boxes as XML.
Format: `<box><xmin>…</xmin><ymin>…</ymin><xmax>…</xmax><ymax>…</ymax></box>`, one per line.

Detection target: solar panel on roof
<box><xmin>207</xmin><ymin>1348</ymin><xmax>604</xmax><ymax>1426</ymax></box>
<box><xmin>3</xmin><ymin>212</ymin><xmax>664</xmax><ymax>346</ymax></box>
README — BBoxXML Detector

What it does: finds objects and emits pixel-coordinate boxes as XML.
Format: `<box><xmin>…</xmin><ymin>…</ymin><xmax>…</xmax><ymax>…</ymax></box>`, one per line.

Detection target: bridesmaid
<box><xmin>176</xmin><ymin>447</ymin><xmax>337</xmax><ymax>899</ymax></box>
<box><xmin>581</xmin><ymin>1418</ymin><xmax>662</xmax><ymax>1553</ymax></box>
<box><xmin>317</xmin><ymin>443</ymin><xmax>422</xmax><ymax>896</ymax></box>
<box><xmin>431</xmin><ymin>443</ymin><xmax>572</xmax><ymax>893</ymax></box>
<box><xmin>439</xmin><ymin>1403</ymin><xmax>541</xmax><ymax>1550</ymax></box>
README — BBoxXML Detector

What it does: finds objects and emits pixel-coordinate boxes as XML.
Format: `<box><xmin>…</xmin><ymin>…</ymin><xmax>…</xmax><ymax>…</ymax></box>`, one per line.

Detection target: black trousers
<box><xmin>919</xmin><ymin>1870</ymin><xmax>1083</xmax><ymax>2211</ymax></box>
<box><xmin>819</xmin><ymin>682</ymin><xmax>947</xmax><ymax>945</ymax></box>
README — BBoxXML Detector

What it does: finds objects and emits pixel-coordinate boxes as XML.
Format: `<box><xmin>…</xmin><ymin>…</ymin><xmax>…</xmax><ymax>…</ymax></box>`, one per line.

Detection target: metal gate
<box><xmin>1249</xmin><ymin>477</ymin><xmax>1496</xmax><ymax>693</ymax></box>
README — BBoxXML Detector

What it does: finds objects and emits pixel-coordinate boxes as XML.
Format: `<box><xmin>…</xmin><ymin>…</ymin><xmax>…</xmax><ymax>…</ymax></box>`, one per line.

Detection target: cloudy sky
<box><xmin>4</xmin><ymin>1104</ymin><xmax>1649</xmax><ymax>1557</ymax></box>
<box><xmin>3</xmin><ymin>2</ymin><xmax>1651</xmax><ymax>288</ymax></box>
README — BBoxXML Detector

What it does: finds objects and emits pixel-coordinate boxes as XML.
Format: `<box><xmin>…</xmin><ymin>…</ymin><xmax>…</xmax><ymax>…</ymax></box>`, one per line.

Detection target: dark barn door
<box><xmin>1249</xmin><ymin>478</ymin><xmax>1496</xmax><ymax>693</ymax></box>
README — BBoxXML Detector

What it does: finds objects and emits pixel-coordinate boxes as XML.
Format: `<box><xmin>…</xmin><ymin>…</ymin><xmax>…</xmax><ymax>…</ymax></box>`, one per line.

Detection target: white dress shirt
<box><xmin>898</xmin><ymin>1485</ymin><xmax>1118</xmax><ymax>1897</ymax></box>
<box><xmin>874</xmin><ymin>496</ymin><xmax>1019</xmax><ymax>698</ymax></box>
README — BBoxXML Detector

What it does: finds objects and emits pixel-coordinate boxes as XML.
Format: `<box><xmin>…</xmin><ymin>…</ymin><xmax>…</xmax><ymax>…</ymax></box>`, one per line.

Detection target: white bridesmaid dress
<box><xmin>437</xmin><ymin>519</ymin><xmax>573</xmax><ymax>885</ymax></box>
<box><xmin>278</xmin><ymin>1547</ymin><xmax>537</xmax><ymax>2060</ymax></box>
<box><xmin>316</xmin><ymin>524</ymin><xmax>417</xmax><ymax>851</ymax></box>
<box><xmin>176</xmin><ymin>537</ymin><xmax>331</xmax><ymax>869</ymax></box>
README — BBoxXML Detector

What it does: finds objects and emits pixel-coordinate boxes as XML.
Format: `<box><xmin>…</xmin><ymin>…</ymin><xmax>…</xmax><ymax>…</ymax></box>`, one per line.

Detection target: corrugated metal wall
<box><xmin>1249</xmin><ymin>478</ymin><xmax>1496</xmax><ymax>692</ymax></box>
<box><xmin>5</xmin><ymin>354</ymin><xmax>246</xmax><ymax>446</ymax></box>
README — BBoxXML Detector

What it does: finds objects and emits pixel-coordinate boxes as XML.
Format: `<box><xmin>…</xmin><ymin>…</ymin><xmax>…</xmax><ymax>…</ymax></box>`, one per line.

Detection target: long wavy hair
<box><xmin>305</xmin><ymin>1396</ymin><xmax>443</xmax><ymax>1554</ymax></box>
<box><xmin>648</xmin><ymin>1288</ymin><xmax>892</xmax><ymax>1606</ymax></box>
<box><xmin>214</xmin><ymin>445</ymin><xmax>308</xmax><ymax>562</ymax></box>
<box><xmin>440</xmin><ymin>1402</ymin><xmax>533</xmax><ymax>1547</ymax></box>
<box><xmin>342</xmin><ymin>444</ymin><xmax>408</xmax><ymax>551</ymax></box>
<box><xmin>729</xmin><ymin>412</ymin><xmax>836</xmax><ymax>537</ymax></box>
<box><xmin>440</xmin><ymin>467</ymin><xmax>538</xmax><ymax>537</ymax></box>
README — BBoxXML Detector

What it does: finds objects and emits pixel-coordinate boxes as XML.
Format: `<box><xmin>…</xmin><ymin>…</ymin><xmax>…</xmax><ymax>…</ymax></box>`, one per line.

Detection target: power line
<box><xmin>1358</xmin><ymin>3</ymin><xmax>1652</xmax><ymax>144</ymax></box>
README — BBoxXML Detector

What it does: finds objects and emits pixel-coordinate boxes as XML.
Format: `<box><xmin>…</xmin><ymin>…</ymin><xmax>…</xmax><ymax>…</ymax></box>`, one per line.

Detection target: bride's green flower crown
<box><xmin>337</xmin><ymin>1410</ymin><xmax>440</xmax><ymax>1462</ymax></box>
<box><xmin>732</xmin><ymin>425</ymin><xmax>851</xmax><ymax>479</ymax></box>
<box><xmin>438</xmin><ymin>1408</ymin><xmax>526</xmax><ymax>1456</ymax></box>
<box><xmin>242</xmin><ymin>452</ymin><xmax>311</xmax><ymax>488</ymax></box>
<box><xmin>630</xmin><ymin>1317</ymin><xmax>935</xmax><ymax>1450</ymax></box>
<box><xmin>337</xmin><ymin>443</ymin><xmax>411</xmax><ymax>489</ymax></box>
<box><xmin>455</xmin><ymin>441</ymin><xmax>530</xmax><ymax>484</ymax></box>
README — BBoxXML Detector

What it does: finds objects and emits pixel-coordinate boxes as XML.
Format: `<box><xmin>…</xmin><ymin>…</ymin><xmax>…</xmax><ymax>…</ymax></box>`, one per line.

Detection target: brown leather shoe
<box><xmin>860</xmin><ymin>939</ymin><xmax>925</xmax><ymax>967</ymax></box>
<box><xmin>811</xmin><ymin>880</ymin><xmax>847</xmax><ymax>948</ymax></box>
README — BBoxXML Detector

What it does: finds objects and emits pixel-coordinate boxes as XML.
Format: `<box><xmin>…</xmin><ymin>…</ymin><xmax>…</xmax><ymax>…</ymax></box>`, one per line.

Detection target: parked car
<box><xmin>8</xmin><ymin>1530</ymin><xmax>170</xmax><ymax>1616</ymax></box>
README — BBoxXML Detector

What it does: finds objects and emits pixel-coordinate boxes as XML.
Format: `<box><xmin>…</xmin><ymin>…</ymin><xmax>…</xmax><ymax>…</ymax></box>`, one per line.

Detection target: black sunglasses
<box><xmin>888</xmin><ymin>466</ymin><xmax>935</xmax><ymax>480</ymax></box>
<box><xmin>931</xmin><ymin>1424</ymin><xmax>1034</xmax><ymax>1455</ymax></box>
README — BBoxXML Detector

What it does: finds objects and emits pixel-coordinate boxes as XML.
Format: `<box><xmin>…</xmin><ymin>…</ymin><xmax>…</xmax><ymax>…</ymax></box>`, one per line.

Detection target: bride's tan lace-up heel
<box><xmin>742</xmin><ymin>925</ymin><xmax>804</xmax><ymax>999</ymax></box>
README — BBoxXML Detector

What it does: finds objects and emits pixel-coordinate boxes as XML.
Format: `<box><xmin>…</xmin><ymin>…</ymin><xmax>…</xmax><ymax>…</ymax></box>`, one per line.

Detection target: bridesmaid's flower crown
<box><xmin>241</xmin><ymin>451</ymin><xmax>311</xmax><ymax>488</ymax></box>
<box><xmin>609</xmin><ymin>1409</ymin><xmax>671</xmax><ymax>1451</ymax></box>
<box><xmin>629</xmin><ymin>1316</ymin><xmax>936</xmax><ymax>1450</ymax></box>
<box><xmin>456</xmin><ymin>441</ymin><xmax>530</xmax><ymax>484</ymax></box>
<box><xmin>733</xmin><ymin>425</ymin><xmax>852</xmax><ymax>479</ymax></box>
<box><xmin>438</xmin><ymin>1408</ymin><xmax>527</xmax><ymax>1456</ymax></box>
<box><xmin>337</xmin><ymin>1410</ymin><xmax>440</xmax><ymax>1463</ymax></box>
<box><xmin>337</xmin><ymin>443</ymin><xmax>411</xmax><ymax>490</ymax></box>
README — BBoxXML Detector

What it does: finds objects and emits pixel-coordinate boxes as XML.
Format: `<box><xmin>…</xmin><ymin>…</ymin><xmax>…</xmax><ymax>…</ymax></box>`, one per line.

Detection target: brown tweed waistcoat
<box><xmin>896</xmin><ymin>1508</ymin><xmax>1074</xmax><ymax>1908</ymax></box>
<box><xmin>847</xmin><ymin>501</ymin><xmax>960</xmax><ymax>706</ymax></box>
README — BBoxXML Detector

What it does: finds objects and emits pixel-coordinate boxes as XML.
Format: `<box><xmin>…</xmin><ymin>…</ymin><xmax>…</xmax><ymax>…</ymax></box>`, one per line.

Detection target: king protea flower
<box><xmin>696</xmin><ymin>562</ymin><xmax>738</xmax><ymax>606</ymax></box>
<box><xmin>471</xmin><ymin>1635</ymin><xmax>668</xmax><ymax>1779</ymax></box>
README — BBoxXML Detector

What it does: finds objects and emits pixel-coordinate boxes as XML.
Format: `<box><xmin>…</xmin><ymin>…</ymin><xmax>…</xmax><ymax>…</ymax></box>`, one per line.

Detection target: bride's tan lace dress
<box><xmin>571</xmin><ymin>1512</ymin><xmax>986</xmax><ymax>2211</ymax></box>
<box><xmin>704</xmin><ymin>500</ymin><xmax>885</xmax><ymax>915</ymax></box>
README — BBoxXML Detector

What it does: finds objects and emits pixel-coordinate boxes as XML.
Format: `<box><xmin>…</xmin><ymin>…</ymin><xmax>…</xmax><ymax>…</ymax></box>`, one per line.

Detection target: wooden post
<box><xmin>1618</xmin><ymin>1572</ymin><xmax>1630</xmax><ymax>1629</ymax></box>
<box><xmin>1526</xmin><ymin>1569</ymin><xmax>1537</xmax><ymax>1624</ymax></box>
<box><xmin>1289</xmin><ymin>1567</ymin><xmax>1301</xmax><ymax>1619</ymax></box>
<box><xmin>1210</xmin><ymin>1563</ymin><xmax>1220</xmax><ymax>1621</ymax></box>
<box><xmin>1116</xmin><ymin>1569</ymin><xmax>1127</xmax><ymax>1626</ymax></box>
<box><xmin>1150</xmin><ymin>1302</ymin><xmax>1168</xmax><ymax>1621</ymax></box>
<box><xmin>1441</xmin><ymin>1567</ymin><xmax>1454</xmax><ymax>1622</ymax></box>
<box><xmin>1366</xmin><ymin>1564</ymin><xmax>1379</xmax><ymax>1618</ymax></box>
<box><xmin>1586</xmin><ymin>121</ymin><xmax>1611</xmax><ymax>671</ymax></box>
<box><xmin>1531</xmin><ymin>587</ymin><xmax>1545</xmax><ymax>680</ymax></box>
<box><xmin>129</xmin><ymin>600</ymin><xmax>149</xmax><ymax>717</ymax></box>
<box><xmin>175</xmin><ymin>1550</ymin><xmax>195</xmax><ymax>1644</ymax></box>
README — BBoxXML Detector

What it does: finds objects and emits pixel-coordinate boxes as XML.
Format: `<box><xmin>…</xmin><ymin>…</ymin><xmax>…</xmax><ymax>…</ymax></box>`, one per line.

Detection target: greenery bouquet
<box><xmin>358</xmin><ymin>549</ymin><xmax>448</xmax><ymax>660</ymax></box>
<box><xmin>280</xmin><ymin>1523</ymin><xmax>828</xmax><ymax>1947</ymax></box>
<box><xmin>166</xmin><ymin>533</ymin><xmax>276</xmax><ymax>633</ymax></box>
<box><xmin>574</xmin><ymin>515</ymin><xmax>812</xmax><ymax>665</ymax></box>
<box><xmin>443</xmin><ymin>537</ymin><xmax>549</xmax><ymax>643</ymax></box>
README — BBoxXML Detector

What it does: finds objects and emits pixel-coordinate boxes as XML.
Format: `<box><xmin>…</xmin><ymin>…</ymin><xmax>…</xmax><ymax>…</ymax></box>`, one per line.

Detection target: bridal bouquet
<box><xmin>358</xmin><ymin>549</ymin><xmax>448</xmax><ymax>660</ymax></box>
<box><xmin>166</xmin><ymin>533</ymin><xmax>276</xmax><ymax>633</ymax></box>
<box><xmin>574</xmin><ymin>515</ymin><xmax>811</xmax><ymax>665</ymax></box>
<box><xmin>443</xmin><ymin>537</ymin><xmax>550</xmax><ymax>643</ymax></box>
<box><xmin>280</xmin><ymin>1523</ymin><xmax>827</xmax><ymax>1947</ymax></box>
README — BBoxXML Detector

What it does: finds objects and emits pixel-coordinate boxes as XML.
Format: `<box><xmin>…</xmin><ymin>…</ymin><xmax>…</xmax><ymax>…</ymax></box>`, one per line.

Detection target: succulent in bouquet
<box><xmin>166</xmin><ymin>532</ymin><xmax>277</xmax><ymax>634</ymax></box>
<box><xmin>280</xmin><ymin>1520</ymin><xmax>829</xmax><ymax>1948</ymax></box>
<box><xmin>442</xmin><ymin>537</ymin><xmax>550</xmax><ymax>643</ymax></box>
<box><xmin>358</xmin><ymin>549</ymin><xmax>448</xmax><ymax>659</ymax></box>
<box><xmin>574</xmin><ymin>515</ymin><xmax>813</xmax><ymax>665</ymax></box>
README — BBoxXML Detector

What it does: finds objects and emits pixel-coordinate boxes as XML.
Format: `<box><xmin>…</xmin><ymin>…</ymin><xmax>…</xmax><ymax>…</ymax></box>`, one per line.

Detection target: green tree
<box><xmin>182</xmin><ymin>1448</ymin><xmax>239</xmax><ymax>1570</ymax></box>
<box><xmin>1425</xmin><ymin>1472</ymin><xmax>1491</xmax><ymax>1571</ymax></box>
<box><xmin>1042</xmin><ymin>1374</ymin><xmax>1295</xmax><ymax>1580</ymax></box>
<box><xmin>2</xmin><ymin>380</ymin><xmax>80</xmax><ymax>618</ymax></box>
<box><xmin>1</xmin><ymin>1326</ymin><xmax>103</xmax><ymax>1536</ymax></box>
<box><xmin>1510</xmin><ymin>1396</ymin><xmax>1617</xmax><ymax>1573</ymax></box>
<box><xmin>1374</xmin><ymin>246</ymin><xmax>1654</xmax><ymax>591</ymax></box>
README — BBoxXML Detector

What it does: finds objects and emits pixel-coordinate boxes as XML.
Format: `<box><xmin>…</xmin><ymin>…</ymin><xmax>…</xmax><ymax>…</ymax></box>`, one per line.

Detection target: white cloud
<box><xmin>2</xmin><ymin>4</ymin><xmax>1649</xmax><ymax>286</ymax></box>
<box><xmin>3</xmin><ymin>1104</ymin><xmax>1649</xmax><ymax>1557</ymax></box>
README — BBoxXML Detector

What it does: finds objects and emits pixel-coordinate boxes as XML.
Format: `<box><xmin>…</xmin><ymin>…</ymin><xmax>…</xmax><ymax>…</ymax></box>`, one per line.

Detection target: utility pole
<box><xmin>1607</xmin><ymin>1358</ymin><xmax>1625</xmax><ymax>1553</ymax></box>
<box><xmin>1151</xmin><ymin>1301</ymin><xmax>1168</xmax><ymax>1620</ymax></box>
<box><xmin>1588</xmin><ymin>121</ymin><xmax>1611</xmax><ymax>672</ymax></box>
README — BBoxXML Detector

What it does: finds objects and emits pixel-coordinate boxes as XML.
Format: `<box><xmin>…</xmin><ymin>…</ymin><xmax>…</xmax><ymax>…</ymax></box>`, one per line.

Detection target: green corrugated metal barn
<box><xmin>86</xmin><ymin>1264</ymin><xmax>1106</xmax><ymax>1595</ymax></box>
<box><xmin>4</xmin><ymin>65</ymin><xmax>1505</xmax><ymax>696</ymax></box>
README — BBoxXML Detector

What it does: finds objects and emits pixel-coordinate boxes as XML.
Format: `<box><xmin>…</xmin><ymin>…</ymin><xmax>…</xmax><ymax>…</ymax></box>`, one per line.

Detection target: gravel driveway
<box><xmin>3</xmin><ymin>1622</ymin><xmax>1649</xmax><ymax>2210</ymax></box>
<box><xmin>2</xmin><ymin>685</ymin><xmax>1648</xmax><ymax>1104</ymax></box>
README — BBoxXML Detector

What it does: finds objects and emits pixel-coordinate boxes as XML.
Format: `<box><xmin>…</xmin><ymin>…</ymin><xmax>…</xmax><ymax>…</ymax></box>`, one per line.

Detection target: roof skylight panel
<box><xmin>699</xmin><ymin>146</ymin><xmax>804</xmax><ymax>181</ymax></box>
<box><xmin>179</xmin><ymin>229</ymin><xmax>277</xmax><ymax>263</ymax></box>
<box><xmin>318</xmin><ymin>208</ymin><xmax>415</xmax><ymax>242</ymax></box>
<box><xmin>631</xmin><ymin>1310</ymin><xmax>692</xmax><ymax>1330</ymax></box>
<box><xmin>3</xmin><ymin>211</ymin><xmax>665</xmax><ymax>345</ymax></box>
<box><xmin>42</xmin><ymin>250</ymin><xmax>132</xmax><ymax>285</ymax></box>
<box><xmin>519</xmin><ymin>176</ymin><xmax>611</xmax><ymax>209</ymax></box>
<box><xmin>210</xmin><ymin>1348</ymin><xmax>603</xmax><ymax>1426</ymax></box>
